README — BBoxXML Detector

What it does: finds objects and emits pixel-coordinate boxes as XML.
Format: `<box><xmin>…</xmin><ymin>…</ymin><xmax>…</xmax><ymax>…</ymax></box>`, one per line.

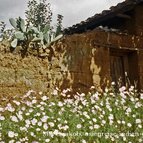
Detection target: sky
<box><xmin>0</xmin><ymin>0</ymin><xmax>124</xmax><ymax>28</ymax></box>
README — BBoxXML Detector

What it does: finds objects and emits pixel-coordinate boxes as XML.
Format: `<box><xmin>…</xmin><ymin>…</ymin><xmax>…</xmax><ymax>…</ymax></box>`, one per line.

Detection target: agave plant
<box><xmin>9</xmin><ymin>17</ymin><xmax>63</xmax><ymax>49</ymax></box>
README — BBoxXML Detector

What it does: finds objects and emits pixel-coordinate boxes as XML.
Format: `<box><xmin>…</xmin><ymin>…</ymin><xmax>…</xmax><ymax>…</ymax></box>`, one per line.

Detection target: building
<box><xmin>58</xmin><ymin>0</ymin><xmax>143</xmax><ymax>91</ymax></box>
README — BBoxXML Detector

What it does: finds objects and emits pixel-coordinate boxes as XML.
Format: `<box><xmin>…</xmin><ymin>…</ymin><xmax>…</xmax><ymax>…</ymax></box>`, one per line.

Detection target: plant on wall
<box><xmin>9</xmin><ymin>17</ymin><xmax>62</xmax><ymax>49</ymax></box>
<box><xmin>9</xmin><ymin>0</ymin><xmax>63</xmax><ymax>56</ymax></box>
<box><xmin>0</xmin><ymin>21</ymin><xmax>6</xmax><ymax>41</ymax></box>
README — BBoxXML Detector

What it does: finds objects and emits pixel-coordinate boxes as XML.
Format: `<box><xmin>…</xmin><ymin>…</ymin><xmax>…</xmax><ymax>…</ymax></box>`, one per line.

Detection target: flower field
<box><xmin>0</xmin><ymin>85</ymin><xmax>143</xmax><ymax>143</ymax></box>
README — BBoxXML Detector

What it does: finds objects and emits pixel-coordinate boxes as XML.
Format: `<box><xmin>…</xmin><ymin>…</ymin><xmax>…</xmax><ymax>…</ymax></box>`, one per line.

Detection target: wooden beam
<box><xmin>117</xmin><ymin>13</ymin><xmax>131</xmax><ymax>19</ymax></box>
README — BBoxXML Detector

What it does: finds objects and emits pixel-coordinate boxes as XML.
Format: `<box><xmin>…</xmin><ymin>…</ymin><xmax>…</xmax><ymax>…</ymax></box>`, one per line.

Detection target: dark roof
<box><xmin>64</xmin><ymin>0</ymin><xmax>143</xmax><ymax>34</ymax></box>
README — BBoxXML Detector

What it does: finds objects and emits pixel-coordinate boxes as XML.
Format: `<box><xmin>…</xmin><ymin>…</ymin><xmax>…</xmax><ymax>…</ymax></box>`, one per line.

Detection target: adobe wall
<box><xmin>135</xmin><ymin>4</ymin><xmax>143</xmax><ymax>36</ymax></box>
<box><xmin>1</xmin><ymin>29</ymin><xmax>143</xmax><ymax>97</ymax></box>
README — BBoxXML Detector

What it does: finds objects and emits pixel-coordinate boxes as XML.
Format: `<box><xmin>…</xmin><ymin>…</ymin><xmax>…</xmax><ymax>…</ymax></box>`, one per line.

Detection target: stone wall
<box><xmin>0</xmin><ymin>29</ymin><xmax>143</xmax><ymax>97</ymax></box>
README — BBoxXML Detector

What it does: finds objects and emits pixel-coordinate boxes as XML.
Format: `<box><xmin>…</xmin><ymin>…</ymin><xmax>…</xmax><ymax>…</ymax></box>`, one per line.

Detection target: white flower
<box><xmin>7</xmin><ymin>106</ymin><xmax>15</xmax><ymax>112</ymax></box>
<box><xmin>117</xmin><ymin>120</ymin><xmax>121</xmax><ymax>124</ymax></box>
<box><xmin>122</xmin><ymin>120</ymin><xmax>125</xmax><ymax>124</ymax></box>
<box><xmin>8</xmin><ymin>131</ymin><xmax>15</xmax><ymax>138</ymax></box>
<box><xmin>76</xmin><ymin>124</ymin><xmax>82</xmax><ymax>129</ymax></box>
<box><xmin>58</xmin><ymin>101</ymin><xmax>63</xmax><ymax>107</ymax></box>
<box><xmin>85</xmin><ymin>132</ymin><xmax>89</xmax><ymax>136</ymax></box>
<box><xmin>82</xmin><ymin>139</ymin><xmax>87</xmax><ymax>143</ymax></box>
<box><xmin>94</xmin><ymin>124</ymin><xmax>100</xmax><ymax>129</ymax></box>
<box><xmin>31</xmin><ymin>118</ymin><xmax>37</xmax><ymax>125</ymax></box>
<box><xmin>29</xmin><ymin>108</ymin><xmax>33</xmax><ymax>113</ymax></box>
<box><xmin>109</xmin><ymin>120</ymin><xmax>114</xmax><ymax>125</ymax></box>
<box><xmin>132</xmin><ymin>114</ymin><xmax>136</xmax><ymax>118</ymax></box>
<box><xmin>90</xmin><ymin>86</ymin><xmax>95</xmax><ymax>89</ymax></box>
<box><xmin>120</xmin><ymin>133</ymin><xmax>125</xmax><ymax>137</ymax></box>
<box><xmin>32</xmin><ymin>100</ymin><xmax>37</xmax><ymax>104</ymax></box>
<box><xmin>40</xmin><ymin>106</ymin><xmax>44</xmax><ymax>111</ymax></box>
<box><xmin>138</xmin><ymin>138</ymin><xmax>143</xmax><ymax>142</ymax></box>
<box><xmin>135</xmin><ymin>102</ymin><xmax>142</xmax><ymax>108</ymax></box>
<box><xmin>25</xmin><ymin>119</ymin><xmax>31</xmax><ymax>125</ymax></box>
<box><xmin>11</xmin><ymin>116</ymin><xmax>18</xmax><ymax>122</ymax></box>
<box><xmin>49</xmin><ymin>122</ymin><xmax>54</xmax><ymax>127</ymax></box>
<box><xmin>108</xmin><ymin>114</ymin><xmax>114</xmax><ymax>120</ymax></box>
<box><xmin>127</xmin><ymin>123</ymin><xmax>132</xmax><ymax>127</ymax></box>
<box><xmin>119</xmin><ymin>86</ymin><xmax>126</xmax><ymax>92</ymax></box>
<box><xmin>0</xmin><ymin>115</ymin><xmax>5</xmax><ymax>121</ymax></box>
<box><xmin>38</xmin><ymin>121</ymin><xmax>42</xmax><ymax>127</ymax></box>
<box><xmin>35</xmin><ymin>113</ymin><xmax>41</xmax><ymax>117</ymax></box>
<box><xmin>138</xmin><ymin>124</ymin><xmax>142</xmax><ymax>128</ymax></box>
<box><xmin>89</xmin><ymin>126</ymin><xmax>93</xmax><ymax>130</ymax></box>
<box><xmin>9</xmin><ymin>140</ymin><xmax>15</xmax><ymax>143</ymax></box>
<box><xmin>62</xmin><ymin>125</ymin><xmax>69</xmax><ymax>131</ymax></box>
<box><xmin>26</xmin><ymin>101</ymin><xmax>32</xmax><ymax>107</ymax></box>
<box><xmin>16</xmin><ymin>112</ymin><xmax>23</xmax><ymax>121</ymax></box>
<box><xmin>136</xmin><ymin>119</ymin><xmax>141</xmax><ymax>124</ymax></box>
<box><xmin>41</xmin><ymin>96</ymin><xmax>48</xmax><ymax>101</ymax></box>
<box><xmin>36</xmin><ymin>128</ymin><xmax>41</xmax><ymax>131</ymax></box>
<box><xmin>25</xmin><ymin>90</ymin><xmax>35</xmax><ymax>97</ymax></box>
<box><xmin>41</xmin><ymin>116</ymin><xmax>49</xmax><ymax>122</ymax></box>
<box><xmin>130</xmin><ymin>97</ymin><xmax>135</xmax><ymax>102</ymax></box>
<box><xmin>43</xmin><ymin>123</ymin><xmax>48</xmax><ymax>130</ymax></box>
<box><xmin>120</xmin><ymin>93</ymin><xmax>126</xmax><ymax>99</ymax></box>
<box><xmin>20</xmin><ymin>127</ymin><xmax>27</xmax><ymax>131</ymax></box>
<box><xmin>0</xmin><ymin>107</ymin><xmax>4</xmax><ymax>112</ymax></box>
<box><xmin>52</xmin><ymin>90</ymin><xmax>58</xmax><ymax>96</ymax></box>
<box><xmin>45</xmin><ymin>139</ymin><xmax>50</xmax><ymax>142</ymax></box>
<box><xmin>13</xmin><ymin>100</ymin><xmax>20</xmax><ymax>106</ymax></box>
<box><xmin>105</xmin><ymin>88</ymin><xmax>108</xmax><ymax>93</ymax></box>
<box><xmin>21</xmin><ymin>107</ymin><xmax>26</xmax><ymax>111</ymax></box>
<box><xmin>39</xmin><ymin>91</ymin><xmax>43</xmax><ymax>95</ymax></box>
<box><xmin>53</xmin><ymin>129</ymin><xmax>59</xmax><ymax>135</ymax></box>
<box><xmin>83</xmin><ymin>111</ymin><xmax>90</xmax><ymax>119</ymax></box>
<box><xmin>140</xmin><ymin>93</ymin><xmax>143</xmax><ymax>99</ymax></box>
<box><xmin>102</xmin><ymin>120</ymin><xmax>106</xmax><ymax>124</ymax></box>
<box><xmin>82</xmin><ymin>100</ymin><xmax>87</xmax><ymax>106</ymax></box>
<box><xmin>126</xmin><ymin>107</ymin><xmax>131</xmax><ymax>113</ymax></box>
<box><xmin>30</xmin><ymin>132</ymin><xmax>35</xmax><ymax>136</ymax></box>
<box><xmin>92</xmin><ymin>118</ymin><xmax>97</xmax><ymax>123</ymax></box>
<box><xmin>123</xmin><ymin>136</ymin><xmax>126</xmax><ymax>141</ymax></box>
<box><xmin>111</xmin><ymin>82</ymin><xmax>115</xmax><ymax>85</ymax></box>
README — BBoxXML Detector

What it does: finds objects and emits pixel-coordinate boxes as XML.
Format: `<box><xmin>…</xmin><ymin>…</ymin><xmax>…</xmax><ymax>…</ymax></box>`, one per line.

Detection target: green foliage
<box><xmin>25</xmin><ymin>0</ymin><xmax>52</xmax><ymax>30</ymax></box>
<box><xmin>8</xmin><ymin>0</ymin><xmax>63</xmax><ymax>56</ymax></box>
<box><xmin>0</xmin><ymin>86</ymin><xmax>143</xmax><ymax>142</ymax></box>
<box><xmin>0</xmin><ymin>21</ymin><xmax>6</xmax><ymax>41</ymax></box>
<box><xmin>56</xmin><ymin>14</ymin><xmax>64</xmax><ymax>37</ymax></box>
<box><xmin>9</xmin><ymin>17</ymin><xmax>63</xmax><ymax>49</ymax></box>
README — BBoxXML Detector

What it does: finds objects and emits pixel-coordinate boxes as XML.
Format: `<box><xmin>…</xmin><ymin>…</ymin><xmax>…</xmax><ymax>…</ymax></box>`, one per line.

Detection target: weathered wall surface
<box><xmin>0</xmin><ymin>29</ymin><xmax>143</xmax><ymax>97</ymax></box>
<box><xmin>58</xmin><ymin>29</ymin><xmax>143</xmax><ymax>91</ymax></box>
<box><xmin>135</xmin><ymin>4</ymin><xmax>143</xmax><ymax>36</ymax></box>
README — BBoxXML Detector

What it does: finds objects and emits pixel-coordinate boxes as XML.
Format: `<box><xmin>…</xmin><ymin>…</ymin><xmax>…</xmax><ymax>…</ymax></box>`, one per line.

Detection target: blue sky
<box><xmin>0</xmin><ymin>0</ymin><xmax>124</xmax><ymax>28</ymax></box>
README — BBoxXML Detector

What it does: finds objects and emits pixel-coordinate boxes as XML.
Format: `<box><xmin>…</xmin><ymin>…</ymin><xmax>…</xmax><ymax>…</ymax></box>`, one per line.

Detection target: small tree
<box><xmin>56</xmin><ymin>14</ymin><xmax>64</xmax><ymax>37</ymax></box>
<box><xmin>0</xmin><ymin>21</ymin><xmax>6</xmax><ymax>40</ymax></box>
<box><xmin>25</xmin><ymin>0</ymin><xmax>52</xmax><ymax>30</ymax></box>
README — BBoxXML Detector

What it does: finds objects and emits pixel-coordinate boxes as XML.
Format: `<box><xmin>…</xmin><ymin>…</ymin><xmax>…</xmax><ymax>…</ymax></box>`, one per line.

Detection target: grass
<box><xmin>0</xmin><ymin>85</ymin><xmax>143</xmax><ymax>143</ymax></box>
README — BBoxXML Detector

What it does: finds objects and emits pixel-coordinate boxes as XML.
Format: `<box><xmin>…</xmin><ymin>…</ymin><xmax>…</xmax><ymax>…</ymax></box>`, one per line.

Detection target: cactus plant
<box><xmin>9</xmin><ymin>17</ymin><xmax>63</xmax><ymax>50</ymax></box>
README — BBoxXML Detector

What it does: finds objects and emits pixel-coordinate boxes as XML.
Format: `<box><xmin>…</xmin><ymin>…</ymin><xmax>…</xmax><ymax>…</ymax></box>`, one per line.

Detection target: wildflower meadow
<box><xmin>0</xmin><ymin>85</ymin><xmax>143</xmax><ymax>143</ymax></box>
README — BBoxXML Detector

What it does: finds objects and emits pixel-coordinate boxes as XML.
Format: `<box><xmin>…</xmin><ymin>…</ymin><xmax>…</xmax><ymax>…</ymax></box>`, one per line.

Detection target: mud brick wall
<box><xmin>135</xmin><ymin>4</ymin><xmax>143</xmax><ymax>36</ymax></box>
<box><xmin>0</xmin><ymin>29</ymin><xmax>143</xmax><ymax>97</ymax></box>
<box><xmin>0</xmin><ymin>53</ymin><xmax>49</xmax><ymax>97</ymax></box>
<box><xmin>56</xmin><ymin>29</ymin><xmax>143</xmax><ymax>91</ymax></box>
<box><xmin>138</xmin><ymin>51</ymin><xmax>143</xmax><ymax>88</ymax></box>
